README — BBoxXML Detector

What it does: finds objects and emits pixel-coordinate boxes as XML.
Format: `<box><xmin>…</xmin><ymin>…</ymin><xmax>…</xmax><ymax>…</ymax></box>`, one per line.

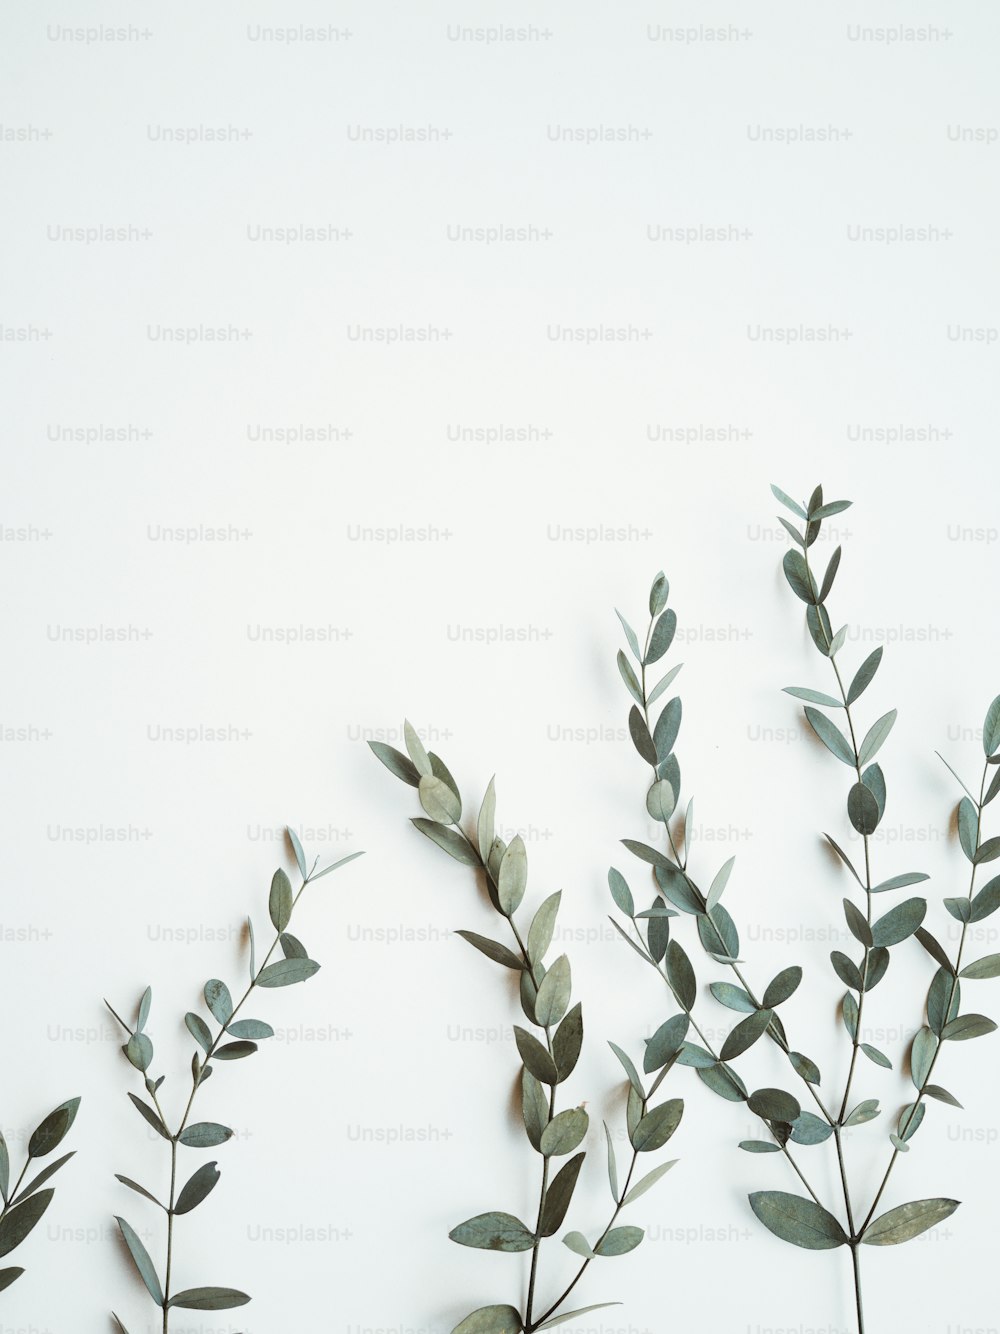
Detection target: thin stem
<box><xmin>850</xmin><ymin>1244</ymin><xmax>866</xmax><ymax>1334</ymax></box>
<box><xmin>0</xmin><ymin>1160</ymin><xmax>31</xmax><ymax>1223</ymax></box>
<box><xmin>162</xmin><ymin>1138</ymin><xmax>177</xmax><ymax>1334</ymax></box>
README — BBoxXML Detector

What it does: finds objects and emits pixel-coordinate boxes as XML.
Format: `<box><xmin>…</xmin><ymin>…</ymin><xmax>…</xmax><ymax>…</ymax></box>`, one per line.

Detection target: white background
<box><xmin>2</xmin><ymin>2</ymin><xmax>1000</xmax><ymax>1331</ymax></box>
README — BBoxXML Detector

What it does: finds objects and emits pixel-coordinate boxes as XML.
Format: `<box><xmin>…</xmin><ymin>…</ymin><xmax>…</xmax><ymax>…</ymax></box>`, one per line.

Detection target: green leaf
<box><xmin>771</xmin><ymin>484</ymin><xmax>807</xmax><ymax>519</ymax></box>
<box><xmin>562</xmin><ymin>1230</ymin><xmax>595</xmax><ymax>1258</ymax></box>
<box><xmin>0</xmin><ymin>1134</ymin><xmax>7</xmax><ymax>1204</ymax></box>
<box><xmin>790</xmin><ymin>1112</ymin><xmax>833</xmax><ymax>1145</ymax></box>
<box><xmin>603</xmin><ymin>1121</ymin><xmax>619</xmax><ymax>1200</ymax></box>
<box><xmin>608</xmin><ymin>869</ymin><xmax>634</xmax><ymax>918</ymax></box>
<box><xmin>648</xmin><ymin>663</ymin><xmax>683</xmax><ymax>706</ymax></box>
<box><xmin>983</xmin><ymin>695</ymin><xmax>1000</xmax><ymax>756</ymax></box>
<box><xmin>456</xmin><ymin>930</ymin><xmax>523</xmax><ymax>971</ymax></box>
<box><xmin>831</xmin><ymin>951</ymin><xmax>864</xmax><ymax>992</ymax></box>
<box><xmin>136</xmin><ymin>987</ymin><xmax>152</xmax><ymax>1032</ymax></box>
<box><xmin>268</xmin><ymin>868</ymin><xmax>294</xmax><ymax>934</ymax></box>
<box><xmin>204</xmin><ymin>979</ymin><xmax>233</xmax><ymax>1026</ymax></box>
<box><xmin>645</xmin><ymin>609</ymin><xmax>677</xmax><ymax>665</ymax></box>
<box><xmin>535</xmin><ymin>1305</ymin><xmax>621</xmax><ymax>1331</ymax></box>
<box><xmin>596</xmin><ymin>1225</ymin><xmax>644</xmax><ymax>1256</ymax></box>
<box><xmin>740</xmin><ymin>1141</ymin><xmax>781</xmax><ymax>1154</ymax></box>
<box><xmin>848</xmin><ymin>782</ymin><xmax>881</xmax><ymax>836</ymax></box>
<box><xmin>842</xmin><ymin>899</ymin><xmax>872</xmax><ymax>948</ymax></box>
<box><xmin>748</xmin><ymin>1088</ymin><xmax>800</xmax><ymax>1123</ymax></box>
<box><xmin>842</xmin><ymin>992</ymin><xmax>859</xmax><ymax>1039</ymax></box>
<box><xmin>779</xmin><ymin>516</ymin><xmax>806</xmax><ymax>548</ymax></box>
<box><xmin>125</xmin><ymin>1033</ymin><xmax>153</xmax><ymax>1073</ymax></box>
<box><xmin>256</xmin><ymin>958</ymin><xmax>320</xmax><ymax>987</ymax></box>
<box><xmin>167</xmin><ymin>1288</ymin><xmax>251</xmax><ymax>1310</ymax></box>
<box><xmin>865</xmin><ymin>947</ymin><xmax>890</xmax><ymax>991</ymax></box>
<box><xmin>178</xmin><ymin>1123</ymin><xmax>232</xmax><ymax>1148</ymax></box>
<box><xmin>804</xmin><ymin>707</ymin><xmax>855</xmax><ymax>765</ymax></box>
<box><xmin>789</xmin><ymin>1052</ymin><xmax>821</xmax><ymax>1085</ymax></box>
<box><xmin>643</xmin><ymin>1014</ymin><xmax>689</xmax><ymax>1073</ymax></box>
<box><xmin>450</xmin><ymin>1212</ymin><xmax>535</xmax><ymax>1253</ymax></box>
<box><xmin>721</xmin><ymin>1009</ymin><xmax>772</xmax><ymax>1062</ymax></box>
<box><xmin>0</xmin><ymin>1268</ymin><xmax>24</xmax><ymax>1292</ymax></box>
<box><xmin>540</xmin><ymin>1108</ymin><xmax>588</xmax><ymax>1157</ymax></box>
<box><xmin>115</xmin><ymin>1215</ymin><xmax>163</xmax><ymax>1305</ymax></box>
<box><xmin>453</xmin><ymin>1307</ymin><xmax>523</xmax><ymax>1334</ymax></box>
<box><xmin>970</xmin><ymin>876</ymin><xmax>1000</xmax><ymax>922</ymax></box>
<box><xmin>127</xmin><ymin>1094</ymin><xmax>169</xmax><ymax>1140</ymax></box>
<box><xmin>227</xmin><ymin>1019</ymin><xmax>273</xmax><ymax>1042</ymax></box>
<box><xmin>497</xmin><ymin>836</ymin><xmax>527</xmax><ymax>916</ymax></box>
<box><xmin>419</xmin><ymin>773</ymin><xmax>461</xmax><ymax>824</ymax></box>
<box><xmin>653</xmin><ymin>697</ymin><xmax>682</xmax><ymax>761</ymax></box>
<box><xmin>825</xmin><ymin>835</ymin><xmax>864</xmax><ymax>886</ymax></box>
<box><xmin>646</xmin><ymin>778</ymin><xmax>676</xmax><ymax>824</ymax></box>
<box><xmin>782</xmin><ymin>550</ymin><xmax>818</xmax><ymax>604</ymax></box>
<box><xmin>807</xmin><ymin>603</ymin><xmax>834</xmax><ymax>656</ymax></box>
<box><xmin>628</xmin><ymin>705</ymin><xmax>657</xmax><ymax>765</ymax></box>
<box><xmin>706</xmin><ymin>857</ymin><xmax>735</xmax><ymax>912</ymax></box>
<box><xmin>617</xmin><ymin>650</ymin><xmax>643</xmax><ymax>707</ymax></box>
<box><xmin>860</xmin><ymin>1043</ymin><xmax>892</xmax><ymax>1069</ymax></box>
<box><xmin>862</xmin><ymin>1198</ymin><xmax>960</xmax><ymax>1246</ymax></box>
<box><xmin>871</xmin><ymin>898</ymin><xmax>926</xmax><ymax>947</ymax></box>
<box><xmin>621</xmin><ymin>1159</ymin><xmax>677</xmax><ymax>1206</ymax></box>
<box><xmin>811</xmin><ymin>499</ymin><xmax>852</xmax><ymax>519</ymax></box>
<box><xmin>749</xmin><ymin>1192</ymin><xmax>848</xmax><ymax>1250</ymax></box>
<box><xmin>942</xmin><ymin>1014</ymin><xmax>997</xmax><ymax>1041</ymax></box>
<box><xmin>411</xmin><ymin>818</ymin><xmax>479</xmax><ymax>865</ymax></box>
<box><xmin>928</xmin><ymin>967</ymin><xmax>960</xmax><ymax>1035</ymax></box>
<box><xmin>783</xmin><ymin>687</ymin><xmax>842</xmax><ymax>708</ymax></box>
<box><xmin>616</xmin><ymin>609</ymin><xmax>642</xmax><ymax>661</ymax></box>
<box><xmin>515</xmin><ymin>1027</ymin><xmax>558</xmax><ymax>1085</ymax></box>
<box><xmin>309</xmin><ymin>848</ymin><xmax>365</xmax><ymax>880</ymax></box>
<box><xmin>215</xmin><ymin>1040</ymin><xmax>256</xmax><ymax>1060</ymax></box>
<box><xmin>185</xmin><ymin>1013</ymin><xmax>213</xmax><ymax>1054</ymax></box>
<box><xmin>521</xmin><ymin>1069</ymin><xmax>548</xmax><ymax>1152</ymax></box>
<box><xmin>910</xmin><ymin>1027</ymin><xmax>937</xmax><ymax>1088</ymax></box>
<box><xmin>857</xmin><ymin>710</ymin><xmax>897</xmax><ymax>767</ymax></box>
<box><xmin>974</xmin><ymin>836</ymin><xmax>1000</xmax><ymax>864</ymax></box>
<box><xmin>845</xmin><ymin>1099</ymin><xmax>880</xmax><ymax>1126</ymax></box>
<box><xmin>539</xmin><ymin>1152</ymin><xmax>585</xmax><ymax>1237</ymax></box>
<box><xmin>763</xmin><ymin>966</ymin><xmax>802</xmax><ymax>1009</ymax></box>
<box><xmin>665</xmin><ymin>940</ymin><xmax>696</xmax><ymax>1011</ymax></box>
<box><xmin>368</xmin><ymin>740</ymin><xmax>421</xmax><ymax>786</ymax></box>
<box><xmin>402</xmin><ymin>719</ymin><xmax>432</xmax><ymax>775</ymax></box>
<box><xmin>819</xmin><ymin>546</ymin><xmax>841</xmax><ymax>601</ymax></box>
<box><xmin>287</xmin><ymin>826</ymin><xmax>308</xmax><ymax>879</ymax></box>
<box><xmin>535</xmin><ymin>955</ymin><xmax>571</xmax><ymax>1027</ymax></box>
<box><xmin>0</xmin><ymin>1188</ymin><xmax>54</xmax><ymax>1261</ymax></box>
<box><xmin>925</xmin><ymin>1084</ymin><xmax>963</xmax><ymax>1107</ymax></box>
<box><xmin>697</xmin><ymin>1062</ymin><xmax>747</xmax><ymax>1102</ymax></box>
<box><xmin>898</xmin><ymin>1102</ymin><xmax>925</xmax><ymax>1142</ymax></box>
<box><xmin>710</xmin><ymin>982</ymin><xmax>755</xmax><ymax>1013</ymax></box>
<box><xmin>873</xmin><ymin>872</ymin><xmax>929</xmax><ymax>895</ymax></box>
<box><xmin>632</xmin><ymin>1099</ymin><xmax>683</xmax><ymax>1152</ymax></box>
<box><xmin>175</xmin><ymin>1162</ymin><xmax>220</xmax><ymax>1215</ymax></box>
<box><xmin>553</xmin><ymin>1004</ymin><xmax>583</xmax><ymax>1082</ymax></box>
<box><xmin>958</xmin><ymin>796</ymin><xmax>980</xmax><ymax>861</ymax></box>
<box><xmin>960</xmin><ymin>953</ymin><xmax>1000</xmax><ymax>980</ymax></box>
<box><xmin>28</xmin><ymin>1098</ymin><xmax>80</xmax><ymax>1158</ymax></box>
<box><xmin>608</xmin><ymin>1042</ymin><xmax>645</xmax><ymax>1098</ymax></box>
<box><xmin>655</xmin><ymin>863</ymin><xmax>701</xmax><ymax>913</ymax></box>
<box><xmin>649</xmin><ymin>570</ymin><xmax>669</xmax><ymax>616</ymax></box>
<box><xmin>115</xmin><ymin>1175</ymin><xmax>163</xmax><ymax>1209</ymax></box>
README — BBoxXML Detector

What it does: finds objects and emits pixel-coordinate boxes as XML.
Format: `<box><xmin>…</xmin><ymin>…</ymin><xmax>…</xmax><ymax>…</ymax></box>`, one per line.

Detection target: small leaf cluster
<box><xmin>372</xmin><ymin>725</ymin><xmax>684</xmax><ymax>1334</ymax></box>
<box><xmin>0</xmin><ymin>1098</ymin><xmax>80</xmax><ymax>1295</ymax></box>
<box><xmin>108</xmin><ymin>830</ymin><xmax>362</xmax><ymax>1333</ymax></box>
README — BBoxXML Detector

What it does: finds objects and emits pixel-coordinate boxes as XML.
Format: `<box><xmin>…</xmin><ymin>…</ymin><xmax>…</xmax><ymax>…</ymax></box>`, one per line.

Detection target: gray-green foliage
<box><xmin>610</xmin><ymin>496</ymin><xmax>1000</xmax><ymax>1334</ymax></box>
<box><xmin>0</xmin><ymin>1097</ymin><xmax>80</xmax><ymax>1296</ymax></box>
<box><xmin>107</xmin><ymin>830</ymin><xmax>362</xmax><ymax>1334</ymax></box>
<box><xmin>372</xmin><ymin>729</ymin><xmax>683</xmax><ymax>1334</ymax></box>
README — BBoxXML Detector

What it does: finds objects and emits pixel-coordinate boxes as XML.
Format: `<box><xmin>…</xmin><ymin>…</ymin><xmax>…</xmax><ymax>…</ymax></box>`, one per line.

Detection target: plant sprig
<box><xmin>0</xmin><ymin>1097</ymin><xmax>80</xmax><ymax>1296</ymax></box>
<box><xmin>106</xmin><ymin>828</ymin><xmax>362</xmax><ymax>1333</ymax></box>
<box><xmin>372</xmin><ymin>724</ymin><xmax>684</xmax><ymax>1334</ymax></box>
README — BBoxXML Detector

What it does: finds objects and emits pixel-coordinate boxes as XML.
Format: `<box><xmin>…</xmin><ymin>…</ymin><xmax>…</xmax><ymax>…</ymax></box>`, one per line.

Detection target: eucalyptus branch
<box><xmin>372</xmin><ymin>723</ymin><xmax>684</xmax><ymax>1334</ymax></box>
<box><xmin>769</xmin><ymin>482</ymin><xmax>1000</xmax><ymax>1332</ymax></box>
<box><xmin>107</xmin><ymin>828</ymin><xmax>362</xmax><ymax>1334</ymax></box>
<box><xmin>0</xmin><ymin>1097</ymin><xmax>81</xmax><ymax>1296</ymax></box>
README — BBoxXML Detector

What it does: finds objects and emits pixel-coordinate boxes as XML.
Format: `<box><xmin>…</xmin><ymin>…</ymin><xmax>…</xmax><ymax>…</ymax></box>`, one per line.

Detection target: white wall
<box><xmin>2</xmin><ymin>3</ymin><xmax>998</xmax><ymax>1331</ymax></box>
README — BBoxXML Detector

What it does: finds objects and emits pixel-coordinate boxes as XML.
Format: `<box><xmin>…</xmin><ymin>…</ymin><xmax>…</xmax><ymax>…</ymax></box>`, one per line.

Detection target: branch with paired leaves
<box><xmin>0</xmin><ymin>1097</ymin><xmax>80</xmax><ymax>1296</ymax></box>
<box><xmin>612</xmin><ymin>573</ymin><xmax>838</xmax><ymax>1207</ymax></box>
<box><xmin>766</xmin><ymin>481</ymin><xmax>1000</xmax><ymax>1332</ymax></box>
<box><xmin>371</xmin><ymin>723</ymin><xmax>684</xmax><ymax>1334</ymax></box>
<box><xmin>106</xmin><ymin>828</ymin><xmax>362</xmax><ymax>1334</ymax></box>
